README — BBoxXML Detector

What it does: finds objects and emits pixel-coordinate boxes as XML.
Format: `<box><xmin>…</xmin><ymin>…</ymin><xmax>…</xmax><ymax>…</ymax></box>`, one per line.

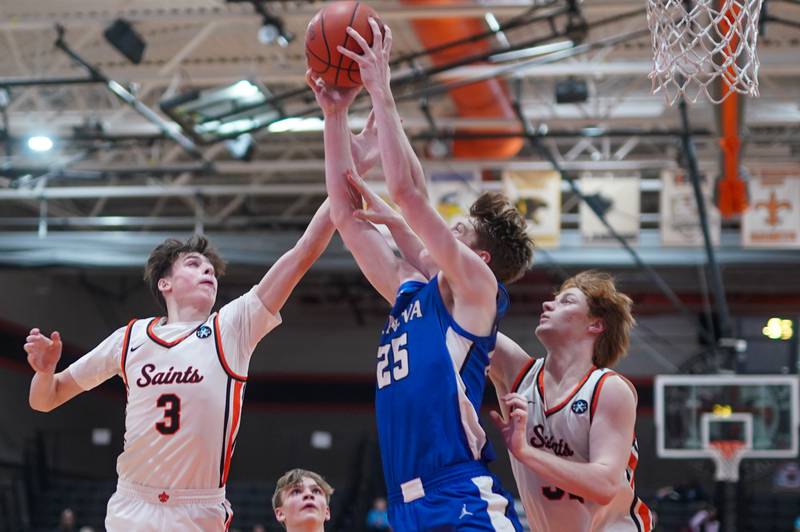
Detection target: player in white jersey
<box><xmin>489</xmin><ymin>271</ymin><xmax>653</xmax><ymax>532</ymax></box>
<box><xmin>271</xmin><ymin>468</ymin><xmax>333</xmax><ymax>531</ymax></box>
<box><xmin>23</xmin><ymin>197</ymin><xmax>345</xmax><ymax>531</ymax></box>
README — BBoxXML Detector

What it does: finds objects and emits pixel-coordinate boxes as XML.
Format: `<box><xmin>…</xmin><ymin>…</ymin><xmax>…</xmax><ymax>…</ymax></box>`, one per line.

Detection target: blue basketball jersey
<box><xmin>375</xmin><ymin>274</ymin><xmax>509</xmax><ymax>491</ymax></box>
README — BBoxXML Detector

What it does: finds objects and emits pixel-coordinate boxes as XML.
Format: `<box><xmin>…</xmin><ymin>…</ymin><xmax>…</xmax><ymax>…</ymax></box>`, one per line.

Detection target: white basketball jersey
<box><xmin>68</xmin><ymin>288</ymin><xmax>280</xmax><ymax>491</ymax></box>
<box><xmin>508</xmin><ymin>358</ymin><xmax>653</xmax><ymax>532</ymax></box>
<box><xmin>116</xmin><ymin>313</ymin><xmax>246</xmax><ymax>489</ymax></box>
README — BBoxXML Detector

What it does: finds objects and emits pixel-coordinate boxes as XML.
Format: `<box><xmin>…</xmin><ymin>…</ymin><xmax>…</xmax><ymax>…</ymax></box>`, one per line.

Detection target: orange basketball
<box><xmin>305</xmin><ymin>1</ymin><xmax>383</xmax><ymax>88</ymax></box>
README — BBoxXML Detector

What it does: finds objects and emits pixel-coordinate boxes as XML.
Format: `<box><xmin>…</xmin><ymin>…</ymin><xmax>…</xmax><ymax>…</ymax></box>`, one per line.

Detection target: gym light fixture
<box><xmin>257</xmin><ymin>13</ymin><xmax>294</xmax><ymax>47</ymax></box>
<box><xmin>160</xmin><ymin>79</ymin><xmax>280</xmax><ymax>143</ymax></box>
<box><xmin>27</xmin><ymin>135</ymin><xmax>54</xmax><ymax>152</ymax></box>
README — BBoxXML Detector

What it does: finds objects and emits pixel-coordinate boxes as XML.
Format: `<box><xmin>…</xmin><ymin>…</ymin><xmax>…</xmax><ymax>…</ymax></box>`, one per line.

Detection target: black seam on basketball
<box><xmin>306</xmin><ymin>48</ymin><xmax>333</xmax><ymax>73</ymax></box>
<box><xmin>336</xmin><ymin>2</ymin><xmax>361</xmax><ymax>86</ymax></box>
<box><xmin>320</xmin><ymin>11</ymin><xmax>332</xmax><ymax>65</ymax></box>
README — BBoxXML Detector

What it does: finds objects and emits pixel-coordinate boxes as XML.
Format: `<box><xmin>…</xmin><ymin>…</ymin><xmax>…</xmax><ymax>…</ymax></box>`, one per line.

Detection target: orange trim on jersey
<box><xmin>119</xmin><ymin>319</ymin><xmax>137</xmax><ymax>390</ymax></box>
<box><xmin>213</xmin><ymin>314</ymin><xmax>247</xmax><ymax>382</ymax></box>
<box><xmin>538</xmin><ymin>364</ymin><xmax>596</xmax><ymax>417</ymax></box>
<box><xmin>634</xmin><ymin>498</ymin><xmax>652</xmax><ymax>531</ymax></box>
<box><xmin>511</xmin><ymin>358</ymin><xmax>536</xmax><ymax>393</ymax></box>
<box><xmin>145</xmin><ymin>318</ymin><xmax>198</xmax><ymax>348</ymax></box>
<box><xmin>221</xmin><ymin>380</ymin><xmax>244</xmax><ymax>486</ymax></box>
<box><xmin>589</xmin><ymin>371</ymin><xmax>614</xmax><ymax>422</ymax></box>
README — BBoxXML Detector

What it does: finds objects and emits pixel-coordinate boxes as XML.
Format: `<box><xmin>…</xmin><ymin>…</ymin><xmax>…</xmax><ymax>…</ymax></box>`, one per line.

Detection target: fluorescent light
<box><xmin>490</xmin><ymin>40</ymin><xmax>574</xmax><ymax>63</ymax></box>
<box><xmin>484</xmin><ymin>12</ymin><xmax>510</xmax><ymax>48</ymax></box>
<box><xmin>582</xmin><ymin>126</ymin><xmax>606</xmax><ymax>137</ymax></box>
<box><xmin>230</xmin><ymin>80</ymin><xmax>259</xmax><ymax>99</ymax></box>
<box><xmin>27</xmin><ymin>136</ymin><xmax>54</xmax><ymax>152</ymax></box>
<box><xmin>268</xmin><ymin>117</ymin><xmax>324</xmax><ymax>133</ymax></box>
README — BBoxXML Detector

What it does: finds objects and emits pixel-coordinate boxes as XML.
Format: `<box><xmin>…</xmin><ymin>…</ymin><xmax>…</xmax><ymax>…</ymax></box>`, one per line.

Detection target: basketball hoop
<box><xmin>709</xmin><ymin>440</ymin><xmax>747</xmax><ymax>482</ymax></box>
<box><xmin>646</xmin><ymin>0</ymin><xmax>764</xmax><ymax>104</ymax></box>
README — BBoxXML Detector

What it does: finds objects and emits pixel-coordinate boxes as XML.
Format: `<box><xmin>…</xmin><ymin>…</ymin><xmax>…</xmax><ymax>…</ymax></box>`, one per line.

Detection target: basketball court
<box><xmin>0</xmin><ymin>1</ymin><xmax>799</xmax><ymax>531</ymax></box>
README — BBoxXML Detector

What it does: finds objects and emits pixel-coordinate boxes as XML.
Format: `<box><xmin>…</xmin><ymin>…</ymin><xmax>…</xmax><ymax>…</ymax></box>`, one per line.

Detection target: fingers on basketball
<box><xmin>305</xmin><ymin>1</ymin><xmax>383</xmax><ymax>88</ymax></box>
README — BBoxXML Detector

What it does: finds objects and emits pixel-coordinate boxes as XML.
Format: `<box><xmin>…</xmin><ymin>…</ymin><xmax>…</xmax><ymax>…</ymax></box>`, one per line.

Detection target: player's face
<box><xmin>274</xmin><ymin>477</ymin><xmax>330</xmax><ymax>528</ymax></box>
<box><xmin>535</xmin><ymin>287</ymin><xmax>597</xmax><ymax>341</ymax></box>
<box><xmin>450</xmin><ymin>218</ymin><xmax>478</xmax><ymax>249</ymax></box>
<box><xmin>161</xmin><ymin>252</ymin><xmax>218</xmax><ymax>311</ymax></box>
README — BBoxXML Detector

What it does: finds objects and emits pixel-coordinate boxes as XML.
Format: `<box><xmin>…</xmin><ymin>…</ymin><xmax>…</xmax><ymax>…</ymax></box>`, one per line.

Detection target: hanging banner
<box><xmin>742</xmin><ymin>174</ymin><xmax>800</xmax><ymax>248</ymax></box>
<box><xmin>502</xmin><ymin>170</ymin><xmax>561</xmax><ymax>248</ymax></box>
<box><xmin>579</xmin><ymin>174</ymin><xmax>641</xmax><ymax>245</ymax></box>
<box><xmin>660</xmin><ymin>170</ymin><xmax>721</xmax><ymax>246</ymax></box>
<box><xmin>427</xmin><ymin>171</ymin><xmax>479</xmax><ymax>224</ymax></box>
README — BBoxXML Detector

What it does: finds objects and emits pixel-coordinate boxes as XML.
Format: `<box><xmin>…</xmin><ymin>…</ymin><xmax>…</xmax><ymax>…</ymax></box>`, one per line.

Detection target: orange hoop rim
<box><xmin>709</xmin><ymin>440</ymin><xmax>747</xmax><ymax>460</ymax></box>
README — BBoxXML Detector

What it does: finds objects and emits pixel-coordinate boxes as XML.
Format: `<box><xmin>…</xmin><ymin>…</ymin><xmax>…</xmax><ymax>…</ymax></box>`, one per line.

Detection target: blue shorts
<box><xmin>387</xmin><ymin>462</ymin><xmax>522</xmax><ymax>531</ymax></box>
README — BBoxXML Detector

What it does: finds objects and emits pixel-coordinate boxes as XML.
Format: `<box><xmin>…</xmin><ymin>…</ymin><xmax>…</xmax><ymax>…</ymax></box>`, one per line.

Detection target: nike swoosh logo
<box><xmin>130</xmin><ymin>343</ymin><xmax>144</xmax><ymax>352</ymax></box>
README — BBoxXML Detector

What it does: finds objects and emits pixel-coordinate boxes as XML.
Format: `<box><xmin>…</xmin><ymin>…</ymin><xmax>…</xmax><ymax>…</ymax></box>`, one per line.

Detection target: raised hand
<box><xmin>351</xmin><ymin>111</ymin><xmax>379</xmax><ymax>175</ymax></box>
<box><xmin>489</xmin><ymin>393</ymin><xmax>531</xmax><ymax>458</ymax></box>
<box><xmin>346</xmin><ymin>169</ymin><xmax>400</xmax><ymax>226</ymax></box>
<box><xmin>24</xmin><ymin>328</ymin><xmax>63</xmax><ymax>374</ymax></box>
<box><xmin>337</xmin><ymin>18</ymin><xmax>393</xmax><ymax>96</ymax></box>
<box><xmin>305</xmin><ymin>69</ymin><xmax>361</xmax><ymax>116</ymax></box>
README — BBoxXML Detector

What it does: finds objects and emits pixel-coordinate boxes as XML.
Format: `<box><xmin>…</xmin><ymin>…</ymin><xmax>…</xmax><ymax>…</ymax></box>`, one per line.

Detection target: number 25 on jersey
<box><xmin>376</xmin><ymin>333</ymin><xmax>409</xmax><ymax>389</ymax></box>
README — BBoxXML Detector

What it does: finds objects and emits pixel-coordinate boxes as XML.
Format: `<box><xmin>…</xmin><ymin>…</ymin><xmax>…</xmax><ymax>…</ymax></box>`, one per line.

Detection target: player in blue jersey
<box><xmin>309</xmin><ymin>18</ymin><xmax>534</xmax><ymax>531</ymax></box>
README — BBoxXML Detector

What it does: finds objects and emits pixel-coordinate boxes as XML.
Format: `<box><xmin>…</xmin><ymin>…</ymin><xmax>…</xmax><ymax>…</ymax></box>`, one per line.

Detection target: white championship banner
<box><xmin>579</xmin><ymin>175</ymin><xmax>641</xmax><ymax>245</ymax></box>
<box><xmin>503</xmin><ymin>170</ymin><xmax>561</xmax><ymax>248</ymax></box>
<box><xmin>742</xmin><ymin>174</ymin><xmax>800</xmax><ymax>248</ymax></box>
<box><xmin>660</xmin><ymin>170</ymin><xmax>721</xmax><ymax>246</ymax></box>
<box><xmin>427</xmin><ymin>171</ymin><xmax>479</xmax><ymax>224</ymax></box>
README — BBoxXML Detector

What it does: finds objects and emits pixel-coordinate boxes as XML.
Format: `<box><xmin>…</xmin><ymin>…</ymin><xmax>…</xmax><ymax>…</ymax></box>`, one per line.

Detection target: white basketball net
<box><xmin>646</xmin><ymin>0</ymin><xmax>763</xmax><ymax>104</ymax></box>
<box><xmin>709</xmin><ymin>441</ymin><xmax>747</xmax><ymax>482</ymax></box>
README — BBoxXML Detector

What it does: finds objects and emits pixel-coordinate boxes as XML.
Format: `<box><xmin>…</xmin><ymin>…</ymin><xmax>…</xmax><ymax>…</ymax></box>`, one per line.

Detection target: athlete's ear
<box><xmin>588</xmin><ymin>317</ymin><xmax>605</xmax><ymax>335</ymax></box>
<box><xmin>158</xmin><ymin>277</ymin><xmax>170</xmax><ymax>293</ymax></box>
<box><xmin>274</xmin><ymin>506</ymin><xmax>286</xmax><ymax>523</ymax></box>
<box><xmin>324</xmin><ymin>505</ymin><xmax>331</xmax><ymax>521</ymax></box>
<box><xmin>476</xmin><ymin>249</ymin><xmax>491</xmax><ymax>265</ymax></box>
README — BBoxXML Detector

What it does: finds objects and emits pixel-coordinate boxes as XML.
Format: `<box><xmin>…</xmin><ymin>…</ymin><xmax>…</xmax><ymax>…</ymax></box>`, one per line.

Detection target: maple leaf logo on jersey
<box><xmin>196</xmin><ymin>325</ymin><xmax>212</xmax><ymax>339</ymax></box>
<box><xmin>571</xmin><ymin>399</ymin><xmax>588</xmax><ymax>414</ymax></box>
<box><xmin>158</xmin><ymin>491</ymin><xmax>169</xmax><ymax>503</ymax></box>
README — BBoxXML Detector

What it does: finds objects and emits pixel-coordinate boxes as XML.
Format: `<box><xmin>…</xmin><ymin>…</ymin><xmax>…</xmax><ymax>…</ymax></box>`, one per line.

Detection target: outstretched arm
<box><xmin>490</xmin><ymin>376</ymin><xmax>637</xmax><ymax>505</ymax></box>
<box><xmin>254</xmin><ymin>198</ymin><xmax>335</xmax><ymax>315</ymax></box>
<box><xmin>339</xmin><ymin>21</ymin><xmax>497</xmax><ymax>332</ymax></box>
<box><xmin>26</xmin><ymin>329</ymin><xmax>83</xmax><ymax>412</ymax></box>
<box><xmin>308</xmin><ymin>71</ymin><xmax>424</xmax><ymax>303</ymax></box>
<box><xmin>488</xmin><ymin>333</ymin><xmax>534</xmax><ymax>415</ymax></box>
<box><xmin>346</xmin><ymin>170</ymin><xmax>437</xmax><ymax>279</ymax></box>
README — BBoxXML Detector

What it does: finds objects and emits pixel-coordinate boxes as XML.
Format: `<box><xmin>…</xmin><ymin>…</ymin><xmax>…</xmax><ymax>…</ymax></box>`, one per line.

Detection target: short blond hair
<box><xmin>271</xmin><ymin>468</ymin><xmax>334</xmax><ymax>512</ymax></box>
<box><xmin>559</xmin><ymin>270</ymin><xmax>635</xmax><ymax>368</ymax></box>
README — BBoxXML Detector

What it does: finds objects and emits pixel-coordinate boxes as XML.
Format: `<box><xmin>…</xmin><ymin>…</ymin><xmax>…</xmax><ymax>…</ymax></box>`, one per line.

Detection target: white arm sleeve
<box><xmin>217</xmin><ymin>287</ymin><xmax>282</xmax><ymax>376</ymax></box>
<box><xmin>66</xmin><ymin>326</ymin><xmax>127</xmax><ymax>391</ymax></box>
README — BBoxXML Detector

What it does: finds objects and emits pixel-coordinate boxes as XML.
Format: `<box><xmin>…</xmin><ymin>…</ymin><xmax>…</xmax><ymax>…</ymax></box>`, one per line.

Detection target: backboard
<box><xmin>655</xmin><ymin>375</ymin><xmax>799</xmax><ymax>461</ymax></box>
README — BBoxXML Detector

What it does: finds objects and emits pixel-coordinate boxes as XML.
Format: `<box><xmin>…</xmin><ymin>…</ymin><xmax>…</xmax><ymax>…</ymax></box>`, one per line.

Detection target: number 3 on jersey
<box><xmin>376</xmin><ymin>333</ymin><xmax>409</xmax><ymax>389</ymax></box>
<box><xmin>155</xmin><ymin>393</ymin><xmax>180</xmax><ymax>435</ymax></box>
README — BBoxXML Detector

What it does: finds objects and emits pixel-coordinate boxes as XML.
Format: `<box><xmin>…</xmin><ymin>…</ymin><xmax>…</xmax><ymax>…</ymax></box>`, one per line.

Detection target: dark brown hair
<box><xmin>470</xmin><ymin>191</ymin><xmax>534</xmax><ymax>284</ymax></box>
<box><xmin>559</xmin><ymin>270</ymin><xmax>635</xmax><ymax>368</ymax></box>
<box><xmin>143</xmin><ymin>235</ymin><xmax>226</xmax><ymax>310</ymax></box>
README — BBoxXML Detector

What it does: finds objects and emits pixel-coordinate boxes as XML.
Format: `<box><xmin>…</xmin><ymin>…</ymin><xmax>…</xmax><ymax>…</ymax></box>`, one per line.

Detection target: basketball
<box><xmin>305</xmin><ymin>1</ymin><xmax>383</xmax><ymax>88</ymax></box>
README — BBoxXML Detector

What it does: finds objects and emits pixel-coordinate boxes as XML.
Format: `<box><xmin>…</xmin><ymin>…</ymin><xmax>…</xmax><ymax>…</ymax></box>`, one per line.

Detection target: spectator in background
<box><xmin>688</xmin><ymin>503</ymin><xmax>719</xmax><ymax>532</ymax></box>
<box><xmin>252</xmin><ymin>524</ymin><xmax>267</xmax><ymax>532</ymax></box>
<box><xmin>794</xmin><ymin>514</ymin><xmax>800</xmax><ymax>532</ymax></box>
<box><xmin>366</xmin><ymin>497</ymin><xmax>390</xmax><ymax>531</ymax></box>
<box><xmin>57</xmin><ymin>508</ymin><xmax>76</xmax><ymax>532</ymax></box>
<box><xmin>272</xmin><ymin>468</ymin><xmax>333</xmax><ymax>532</ymax></box>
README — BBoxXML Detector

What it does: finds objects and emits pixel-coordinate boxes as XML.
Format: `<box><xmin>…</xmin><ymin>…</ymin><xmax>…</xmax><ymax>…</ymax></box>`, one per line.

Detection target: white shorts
<box><xmin>105</xmin><ymin>479</ymin><xmax>233</xmax><ymax>532</ymax></box>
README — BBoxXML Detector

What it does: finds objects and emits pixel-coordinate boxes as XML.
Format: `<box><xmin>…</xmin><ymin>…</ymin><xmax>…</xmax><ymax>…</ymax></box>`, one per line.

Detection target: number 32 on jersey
<box><xmin>376</xmin><ymin>333</ymin><xmax>409</xmax><ymax>389</ymax></box>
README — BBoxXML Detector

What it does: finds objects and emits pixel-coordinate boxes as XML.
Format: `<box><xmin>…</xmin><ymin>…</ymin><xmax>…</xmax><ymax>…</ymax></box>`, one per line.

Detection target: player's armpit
<box><xmin>489</xmin><ymin>333</ymin><xmax>533</xmax><ymax>393</ymax></box>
